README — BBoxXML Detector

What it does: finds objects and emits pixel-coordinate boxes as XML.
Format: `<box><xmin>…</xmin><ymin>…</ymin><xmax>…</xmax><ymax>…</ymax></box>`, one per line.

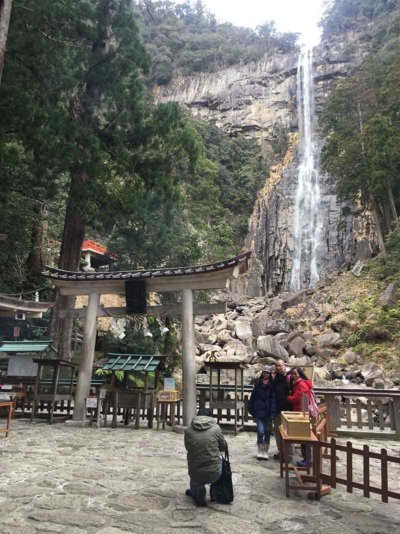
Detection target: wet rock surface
<box><xmin>1</xmin><ymin>421</ymin><xmax>399</xmax><ymax>533</ymax></box>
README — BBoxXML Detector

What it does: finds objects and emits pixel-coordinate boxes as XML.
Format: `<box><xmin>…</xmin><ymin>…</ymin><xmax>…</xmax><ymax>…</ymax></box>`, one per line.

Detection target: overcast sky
<box><xmin>203</xmin><ymin>0</ymin><xmax>324</xmax><ymax>46</ymax></box>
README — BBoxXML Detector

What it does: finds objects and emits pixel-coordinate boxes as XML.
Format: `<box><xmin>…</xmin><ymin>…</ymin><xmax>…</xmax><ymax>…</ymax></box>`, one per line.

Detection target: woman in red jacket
<box><xmin>287</xmin><ymin>367</ymin><xmax>313</xmax><ymax>412</ymax></box>
<box><xmin>288</xmin><ymin>367</ymin><xmax>314</xmax><ymax>467</ymax></box>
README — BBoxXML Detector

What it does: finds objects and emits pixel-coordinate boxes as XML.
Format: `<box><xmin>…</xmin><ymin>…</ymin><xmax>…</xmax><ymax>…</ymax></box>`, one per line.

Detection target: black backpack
<box><xmin>210</xmin><ymin>449</ymin><xmax>234</xmax><ymax>504</ymax></box>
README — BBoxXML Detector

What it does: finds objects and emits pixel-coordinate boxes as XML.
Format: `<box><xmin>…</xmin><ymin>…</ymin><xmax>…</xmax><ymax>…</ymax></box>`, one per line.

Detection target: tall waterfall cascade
<box><xmin>290</xmin><ymin>48</ymin><xmax>322</xmax><ymax>291</ymax></box>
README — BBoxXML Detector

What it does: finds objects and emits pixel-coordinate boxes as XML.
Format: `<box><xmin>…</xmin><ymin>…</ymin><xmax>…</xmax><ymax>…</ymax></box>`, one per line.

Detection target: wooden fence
<box><xmin>320</xmin><ymin>438</ymin><xmax>400</xmax><ymax>504</ymax></box>
<box><xmin>317</xmin><ymin>388</ymin><xmax>400</xmax><ymax>439</ymax></box>
<box><xmin>4</xmin><ymin>380</ymin><xmax>400</xmax><ymax>438</ymax></box>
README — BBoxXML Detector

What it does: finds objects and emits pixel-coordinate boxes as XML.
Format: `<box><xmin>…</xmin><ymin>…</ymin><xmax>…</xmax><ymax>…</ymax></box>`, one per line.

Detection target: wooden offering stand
<box><xmin>279</xmin><ymin>411</ymin><xmax>331</xmax><ymax>500</ymax></box>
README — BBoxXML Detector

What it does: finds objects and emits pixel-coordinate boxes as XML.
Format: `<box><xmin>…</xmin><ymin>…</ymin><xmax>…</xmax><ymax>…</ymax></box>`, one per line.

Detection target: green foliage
<box><xmin>136</xmin><ymin>1</ymin><xmax>299</xmax><ymax>83</ymax></box>
<box><xmin>321</xmin><ymin>0</ymin><xmax>399</xmax><ymax>36</ymax></box>
<box><xmin>109</xmin><ymin>119</ymin><xmax>269</xmax><ymax>270</ymax></box>
<box><xmin>372</xmin><ymin>223</ymin><xmax>400</xmax><ymax>280</ymax></box>
<box><xmin>321</xmin><ymin>33</ymin><xmax>400</xmax><ymax>238</ymax></box>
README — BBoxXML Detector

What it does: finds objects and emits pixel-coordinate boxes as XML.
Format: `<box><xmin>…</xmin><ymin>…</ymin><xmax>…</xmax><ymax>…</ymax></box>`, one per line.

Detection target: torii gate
<box><xmin>44</xmin><ymin>251</ymin><xmax>251</xmax><ymax>426</ymax></box>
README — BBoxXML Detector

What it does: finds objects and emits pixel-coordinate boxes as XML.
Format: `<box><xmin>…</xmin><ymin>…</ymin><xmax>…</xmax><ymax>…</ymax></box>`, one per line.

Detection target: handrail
<box><xmin>315</xmin><ymin>387</ymin><xmax>400</xmax><ymax>398</ymax></box>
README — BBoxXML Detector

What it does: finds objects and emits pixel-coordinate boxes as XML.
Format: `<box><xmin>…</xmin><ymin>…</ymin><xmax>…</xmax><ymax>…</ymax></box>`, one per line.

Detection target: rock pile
<box><xmin>193</xmin><ymin>287</ymin><xmax>399</xmax><ymax>390</ymax></box>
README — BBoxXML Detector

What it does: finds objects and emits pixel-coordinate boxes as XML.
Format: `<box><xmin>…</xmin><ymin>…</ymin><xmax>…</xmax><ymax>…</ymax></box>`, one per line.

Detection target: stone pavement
<box><xmin>0</xmin><ymin>421</ymin><xmax>399</xmax><ymax>534</ymax></box>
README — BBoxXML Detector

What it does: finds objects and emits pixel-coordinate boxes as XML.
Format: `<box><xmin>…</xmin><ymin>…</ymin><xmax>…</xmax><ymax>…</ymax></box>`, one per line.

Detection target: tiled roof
<box><xmin>43</xmin><ymin>251</ymin><xmax>251</xmax><ymax>282</ymax></box>
<box><xmin>102</xmin><ymin>354</ymin><xmax>162</xmax><ymax>372</ymax></box>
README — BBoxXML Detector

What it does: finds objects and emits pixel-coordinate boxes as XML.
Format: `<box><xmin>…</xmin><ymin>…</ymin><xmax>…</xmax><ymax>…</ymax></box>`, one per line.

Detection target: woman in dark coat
<box><xmin>248</xmin><ymin>366</ymin><xmax>276</xmax><ymax>460</ymax></box>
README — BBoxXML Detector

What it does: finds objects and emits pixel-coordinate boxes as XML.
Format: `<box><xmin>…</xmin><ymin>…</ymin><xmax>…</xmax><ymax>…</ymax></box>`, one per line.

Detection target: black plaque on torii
<box><xmin>125</xmin><ymin>280</ymin><xmax>147</xmax><ymax>314</ymax></box>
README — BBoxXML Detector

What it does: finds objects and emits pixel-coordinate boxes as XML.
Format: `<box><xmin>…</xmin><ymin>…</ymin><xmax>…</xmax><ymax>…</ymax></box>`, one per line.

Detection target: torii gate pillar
<box><xmin>181</xmin><ymin>288</ymin><xmax>196</xmax><ymax>426</ymax></box>
<box><xmin>73</xmin><ymin>292</ymin><xmax>100</xmax><ymax>421</ymax></box>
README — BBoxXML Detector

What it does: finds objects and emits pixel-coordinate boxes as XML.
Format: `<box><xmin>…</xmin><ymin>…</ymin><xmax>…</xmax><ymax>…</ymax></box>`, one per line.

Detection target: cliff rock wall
<box><xmin>155</xmin><ymin>28</ymin><xmax>376</xmax><ymax>296</ymax></box>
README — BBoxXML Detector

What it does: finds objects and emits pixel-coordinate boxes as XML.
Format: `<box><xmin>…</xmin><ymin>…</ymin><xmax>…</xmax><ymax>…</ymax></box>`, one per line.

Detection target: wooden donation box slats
<box><xmin>281</xmin><ymin>411</ymin><xmax>311</xmax><ymax>438</ymax></box>
<box><xmin>158</xmin><ymin>390</ymin><xmax>180</xmax><ymax>402</ymax></box>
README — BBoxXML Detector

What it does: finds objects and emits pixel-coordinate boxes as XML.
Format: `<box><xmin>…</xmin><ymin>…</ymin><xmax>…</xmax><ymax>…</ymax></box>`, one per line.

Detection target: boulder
<box><xmin>216</xmin><ymin>329</ymin><xmax>234</xmax><ymax>346</ymax></box>
<box><xmin>233</xmin><ymin>317</ymin><xmax>253</xmax><ymax>344</ymax></box>
<box><xmin>315</xmin><ymin>332</ymin><xmax>342</xmax><ymax>348</ymax></box>
<box><xmin>288</xmin><ymin>336</ymin><xmax>305</xmax><ymax>358</ymax></box>
<box><xmin>194</xmin><ymin>329</ymin><xmax>209</xmax><ymax>345</ymax></box>
<box><xmin>352</xmin><ymin>260</ymin><xmax>364</xmax><ymax>277</ymax></box>
<box><xmin>226</xmin><ymin>310</ymin><xmax>238</xmax><ymax>321</ymax></box>
<box><xmin>389</xmin><ymin>369</ymin><xmax>400</xmax><ymax>386</ymax></box>
<box><xmin>287</xmin><ymin>330</ymin><xmax>303</xmax><ymax>342</ymax></box>
<box><xmin>223</xmin><ymin>340</ymin><xmax>253</xmax><ymax>363</ymax></box>
<box><xmin>329</xmin><ymin>314</ymin><xmax>350</xmax><ymax>332</ymax></box>
<box><xmin>378</xmin><ymin>283</ymin><xmax>399</xmax><ymax>308</ymax></box>
<box><xmin>313</xmin><ymin>366</ymin><xmax>331</xmax><ymax>382</ymax></box>
<box><xmin>304</xmin><ymin>344</ymin><xmax>316</xmax><ymax>357</ymax></box>
<box><xmin>282</xmin><ymin>290</ymin><xmax>307</xmax><ymax>310</ymax></box>
<box><xmin>269</xmin><ymin>297</ymin><xmax>284</xmax><ymax>313</ymax></box>
<box><xmin>264</xmin><ymin>319</ymin><xmax>290</xmax><ymax>335</ymax></box>
<box><xmin>287</xmin><ymin>355</ymin><xmax>310</xmax><ymax>366</ymax></box>
<box><xmin>214</xmin><ymin>316</ymin><xmax>228</xmax><ymax>331</ymax></box>
<box><xmin>256</xmin><ymin>335</ymin><xmax>289</xmax><ymax>361</ymax></box>
<box><xmin>251</xmin><ymin>312</ymin><xmax>270</xmax><ymax>338</ymax></box>
<box><xmin>361</xmin><ymin>362</ymin><xmax>382</xmax><ymax>386</ymax></box>
<box><xmin>252</xmin><ymin>313</ymin><xmax>290</xmax><ymax>337</ymax></box>
<box><xmin>195</xmin><ymin>329</ymin><xmax>217</xmax><ymax>345</ymax></box>
<box><xmin>342</xmin><ymin>351</ymin><xmax>357</xmax><ymax>365</ymax></box>
<box><xmin>275</xmin><ymin>332</ymin><xmax>289</xmax><ymax>349</ymax></box>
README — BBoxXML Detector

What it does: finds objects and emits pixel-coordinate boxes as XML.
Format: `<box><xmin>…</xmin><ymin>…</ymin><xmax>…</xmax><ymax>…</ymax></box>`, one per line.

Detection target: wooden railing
<box><xmin>4</xmin><ymin>380</ymin><xmax>400</xmax><ymax>438</ymax></box>
<box><xmin>320</xmin><ymin>438</ymin><xmax>400</xmax><ymax>503</ymax></box>
<box><xmin>316</xmin><ymin>388</ymin><xmax>400</xmax><ymax>439</ymax></box>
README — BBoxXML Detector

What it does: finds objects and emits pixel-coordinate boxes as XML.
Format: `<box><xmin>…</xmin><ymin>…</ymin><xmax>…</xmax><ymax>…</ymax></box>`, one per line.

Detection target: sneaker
<box><xmin>263</xmin><ymin>449</ymin><xmax>269</xmax><ymax>460</ymax></box>
<box><xmin>296</xmin><ymin>459</ymin><xmax>309</xmax><ymax>468</ymax></box>
<box><xmin>273</xmin><ymin>453</ymin><xmax>280</xmax><ymax>460</ymax></box>
<box><xmin>257</xmin><ymin>444</ymin><xmax>264</xmax><ymax>460</ymax></box>
<box><xmin>185</xmin><ymin>489</ymin><xmax>192</xmax><ymax>497</ymax></box>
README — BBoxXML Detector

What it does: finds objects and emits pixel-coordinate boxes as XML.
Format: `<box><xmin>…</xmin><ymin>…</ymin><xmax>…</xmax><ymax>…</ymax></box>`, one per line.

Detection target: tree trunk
<box><xmin>386</xmin><ymin>178</ymin><xmax>398</xmax><ymax>223</ymax></box>
<box><xmin>26</xmin><ymin>200</ymin><xmax>48</xmax><ymax>276</ymax></box>
<box><xmin>0</xmin><ymin>0</ymin><xmax>12</xmax><ymax>85</ymax></box>
<box><xmin>49</xmin><ymin>175</ymin><xmax>86</xmax><ymax>361</ymax></box>
<box><xmin>372</xmin><ymin>202</ymin><xmax>387</xmax><ymax>256</ymax></box>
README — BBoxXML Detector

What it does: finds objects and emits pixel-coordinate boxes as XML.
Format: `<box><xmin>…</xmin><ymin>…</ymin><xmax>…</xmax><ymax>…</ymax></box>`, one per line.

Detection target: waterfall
<box><xmin>290</xmin><ymin>48</ymin><xmax>321</xmax><ymax>291</ymax></box>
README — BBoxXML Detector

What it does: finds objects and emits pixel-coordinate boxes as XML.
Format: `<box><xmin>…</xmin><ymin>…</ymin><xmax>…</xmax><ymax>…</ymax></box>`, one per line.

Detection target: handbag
<box><xmin>210</xmin><ymin>449</ymin><xmax>234</xmax><ymax>504</ymax></box>
<box><xmin>308</xmin><ymin>389</ymin><xmax>319</xmax><ymax>419</ymax></box>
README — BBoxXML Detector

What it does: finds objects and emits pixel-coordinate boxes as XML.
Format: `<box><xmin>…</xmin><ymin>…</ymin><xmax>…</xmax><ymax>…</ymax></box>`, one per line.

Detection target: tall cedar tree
<box><xmin>2</xmin><ymin>0</ymin><xmax>204</xmax><ymax>358</ymax></box>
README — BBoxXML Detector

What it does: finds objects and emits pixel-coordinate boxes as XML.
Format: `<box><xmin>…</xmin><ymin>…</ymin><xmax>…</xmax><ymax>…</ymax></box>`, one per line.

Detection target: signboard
<box><xmin>86</xmin><ymin>397</ymin><xmax>98</xmax><ymax>409</ymax></box>
<box><xmin>164</xmin><ymin>377</ymin><xmax>175</xmax><ymax>391</ymax></box>
<box><xmin>0</xmin><ymin>392</ymin><xmax>12</xmax><ymax>401</ymax></box>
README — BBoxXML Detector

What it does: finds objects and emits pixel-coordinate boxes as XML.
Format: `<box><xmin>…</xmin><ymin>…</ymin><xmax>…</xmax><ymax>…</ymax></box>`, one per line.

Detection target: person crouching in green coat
<box><xmin>184</xmin><ymin>408</ymin><xmax>227</xmax><ymax>506</ymax></box>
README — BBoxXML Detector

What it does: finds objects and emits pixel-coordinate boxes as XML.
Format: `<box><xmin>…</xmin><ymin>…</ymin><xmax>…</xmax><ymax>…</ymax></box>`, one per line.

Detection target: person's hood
<box><xmin>191</xmin><ymin>415</ymin><xmax>217</xmax><ymax>431</ymax></box>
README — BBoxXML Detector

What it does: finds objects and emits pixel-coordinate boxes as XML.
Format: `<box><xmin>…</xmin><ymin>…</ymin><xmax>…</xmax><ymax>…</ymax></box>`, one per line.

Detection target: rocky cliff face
<box><xmin>155</xmin><ymin>28</ymin><xmax>376</xmax><ymax>297</ymax></box>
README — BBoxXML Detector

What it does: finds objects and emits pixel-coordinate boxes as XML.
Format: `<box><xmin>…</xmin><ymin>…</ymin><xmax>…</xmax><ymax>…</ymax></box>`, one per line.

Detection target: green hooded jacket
<box><xmin>184</xmin><ymin>416</ymin><xmax>227</xmax><ymax>484</ymax></box>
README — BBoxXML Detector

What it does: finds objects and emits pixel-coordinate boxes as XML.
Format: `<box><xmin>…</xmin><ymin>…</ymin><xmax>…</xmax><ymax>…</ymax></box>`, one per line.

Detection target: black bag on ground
<box><xmin>210</xmin><ymin>449</ymin><xmax>234</xmax><ymax>504</ymax></box>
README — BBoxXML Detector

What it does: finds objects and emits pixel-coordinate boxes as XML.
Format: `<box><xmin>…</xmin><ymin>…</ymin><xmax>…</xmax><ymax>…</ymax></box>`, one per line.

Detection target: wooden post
<box><xmin>363</xmin><ymin>444</ymin><xmax>370</xmax><ymax>498</ymax></box>
<box><xmin>381</xmin><ymin>448</ymin><xmax>388</xmax><ymax>503</ymax></box>
<box><xmin>346</xmin><ymin>441</ymin><xmax>353</xmax><ymax>493</ymax></box>
<box><xmin>73</xmin><ymin>292</ymin><xmax>100</xmax><ymax>421</ymax></box>
<box><xmin>330</xmin><ymin>438</ymin><xmax>337</xmax><ymax>489</ymax></box>
<box><xmin>182</xmin><ymin>288</ymin><xmax>196</xmax><ymax>426</ymax></box>
<box><xmin>393</xmin><ymin>398</ymin><xmax>400</xmax><ymax>435</ymax></box>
